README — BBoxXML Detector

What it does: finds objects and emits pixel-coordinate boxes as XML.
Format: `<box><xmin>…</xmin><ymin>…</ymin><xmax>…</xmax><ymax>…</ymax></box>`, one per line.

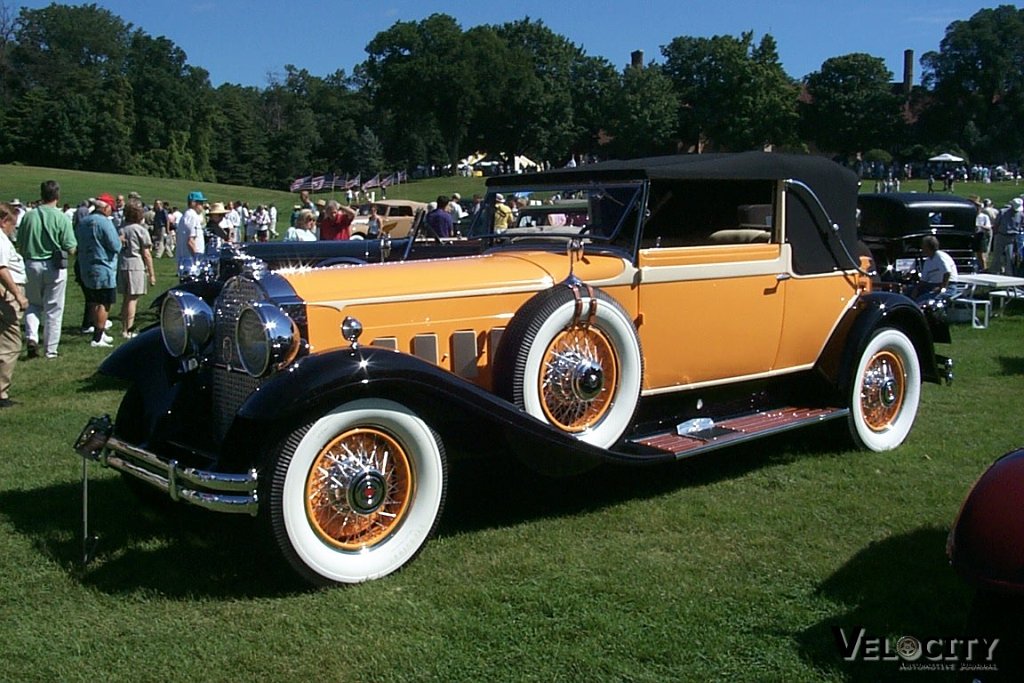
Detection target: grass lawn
<box><xmin>1</xmin><ymin>164</ymin><xmax>1023</xmax><ymax>681</ymax></box>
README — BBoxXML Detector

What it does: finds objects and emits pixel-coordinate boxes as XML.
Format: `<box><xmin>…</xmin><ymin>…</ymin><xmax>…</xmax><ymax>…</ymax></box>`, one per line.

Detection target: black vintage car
<box><xmin>857</xmin><ymin>193</ymin><xmax>978</xmax><ymax>274</ymax></box>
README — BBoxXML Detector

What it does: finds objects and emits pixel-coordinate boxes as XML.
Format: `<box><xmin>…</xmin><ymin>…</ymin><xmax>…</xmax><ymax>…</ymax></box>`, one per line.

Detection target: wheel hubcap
<box><xmin>539</xmin><ymin>325</ymin><xmax>618</xmax><ymax>432</ymax></box>
<box><xmin>305</xmin><ymin>427</ymin><xmax>412</xmax><ymax>550</ymax></box>
<box><xmin>860</xmin><ymin>350</ymin><xmax>906</xmax><ymax>432</ymax></box>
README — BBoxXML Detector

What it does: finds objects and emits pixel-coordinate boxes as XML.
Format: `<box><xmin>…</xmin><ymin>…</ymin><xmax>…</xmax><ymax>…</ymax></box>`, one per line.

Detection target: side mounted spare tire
<box><xmin>493</xmin><ymin>285</ymin><xmax>643</xmax><ymax>449</ymax></box>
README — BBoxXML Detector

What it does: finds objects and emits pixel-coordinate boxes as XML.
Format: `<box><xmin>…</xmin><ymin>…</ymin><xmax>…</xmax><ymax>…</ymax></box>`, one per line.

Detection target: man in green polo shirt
<box><xmin>16</xmin><ymin>180</ymin><xmax>77</xmax><ymax>359</ymax></box>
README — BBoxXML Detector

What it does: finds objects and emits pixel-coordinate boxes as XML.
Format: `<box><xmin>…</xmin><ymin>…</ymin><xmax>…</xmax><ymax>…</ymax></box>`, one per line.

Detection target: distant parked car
<box><xmin>350</xmin><ymin>199</ymin><xmax>428</xmax><ymax>239</ymax></box>
<box><xmin>857</xmin><ymin>193</ymin><xmax>977</xmax><ymax>274</ymax></box>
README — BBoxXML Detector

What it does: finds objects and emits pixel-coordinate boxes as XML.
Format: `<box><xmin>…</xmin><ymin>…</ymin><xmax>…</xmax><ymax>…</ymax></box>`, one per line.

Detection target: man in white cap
<box><xmin>176</xmin><ymin>191</ymin><xmax>207</xmax><ymax>273</ymax></box>
<box><xmin>991</xmin><ymin>197</ymin><xmax>1024</xmax><ymax>274</ymax></box>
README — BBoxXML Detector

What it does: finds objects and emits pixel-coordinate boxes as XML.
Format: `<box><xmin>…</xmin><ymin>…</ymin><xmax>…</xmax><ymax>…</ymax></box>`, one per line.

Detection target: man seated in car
<box><xmin>911</xmin><ymin>235</ymin><xmax>958</xmax><ymax>301</ymax></box>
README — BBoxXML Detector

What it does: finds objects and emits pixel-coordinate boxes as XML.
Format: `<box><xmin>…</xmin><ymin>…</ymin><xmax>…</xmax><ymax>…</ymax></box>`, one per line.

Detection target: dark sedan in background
<box><xmin>858</xmin><ymin>193</ymin><xmax>977</xmax><ymax>274</ymax></box>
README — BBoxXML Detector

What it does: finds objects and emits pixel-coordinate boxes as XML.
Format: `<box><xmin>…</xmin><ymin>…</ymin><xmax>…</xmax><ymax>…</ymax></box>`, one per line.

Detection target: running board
<box><xmin>629</xmin><ymin>406</ymin><xmax>849</xmax><ymax>459</ymax></box>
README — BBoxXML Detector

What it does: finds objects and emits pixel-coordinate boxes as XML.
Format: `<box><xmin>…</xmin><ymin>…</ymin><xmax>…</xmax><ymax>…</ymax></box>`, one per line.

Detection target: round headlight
<box><xmin>160</xmin><ymin>291</ymin><xmax>213</xmax><ymax>357</ymax></box>
<box><xmin>235</xmin><ymin>303</ymin><xmax>300</xmax><ymax>377</ymax></box>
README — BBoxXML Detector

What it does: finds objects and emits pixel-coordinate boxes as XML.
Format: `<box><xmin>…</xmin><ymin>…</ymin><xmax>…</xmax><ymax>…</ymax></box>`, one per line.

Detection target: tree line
<box><xmin>0</xmin><ymin>3</ymin><xmax>1022</xmax><ymax>189</ymax></box>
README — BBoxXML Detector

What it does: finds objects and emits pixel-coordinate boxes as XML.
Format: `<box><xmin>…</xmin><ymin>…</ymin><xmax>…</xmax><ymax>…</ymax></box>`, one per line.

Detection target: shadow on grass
<box><xmin>0</xmin><ymin>422</ymin><xmax>843</xmax><ymax>598</ymax></box>
<box><xmin>793</xmin><ymin>527</ymin><xmax>973</xmax><ymax>681</ymax></box>
<box><xmin>0</xmin><ymin>476</ymin><xmax>302</xmax><ymax>599</ymax></box>
<box><xmin>996</xmin><ymin>356</ymin><xmax>1024</xmax><ymax>377</ymax></box>
<box><xmin>75</xmin><ymin>371</ymin><xmax>129</xmax><ymax>393</ymax></box>
<box><xmin>441</xmin><ymin>420</ymin><xmax>845</xmax><ymax>536</ymax></box>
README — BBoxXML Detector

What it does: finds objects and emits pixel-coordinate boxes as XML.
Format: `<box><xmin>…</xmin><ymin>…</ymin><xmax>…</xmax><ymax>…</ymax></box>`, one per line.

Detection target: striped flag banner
<box><xmin>289</xmin><ymin>175</ymin><xmax>310</xmax><ymax>192</ymax></box>
<box><xmin>361</xmin><ymin>173</ymin><xmax>381</xmax><ymax>190</ymax></box>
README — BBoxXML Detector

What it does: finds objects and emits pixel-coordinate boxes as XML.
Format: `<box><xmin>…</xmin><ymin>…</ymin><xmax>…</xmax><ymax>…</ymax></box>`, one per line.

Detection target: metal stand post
<box><xmin>81</xmin><ymin>457</ymin><xmax>99</xmax><ymax>565</ymax></box>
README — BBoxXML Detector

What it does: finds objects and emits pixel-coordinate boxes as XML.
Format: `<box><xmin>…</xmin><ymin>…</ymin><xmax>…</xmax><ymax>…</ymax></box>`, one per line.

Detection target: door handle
<box><xmin>776</xmin><ymin>273</ymin><xmax>791</xmax><ymax>281</ymax></box>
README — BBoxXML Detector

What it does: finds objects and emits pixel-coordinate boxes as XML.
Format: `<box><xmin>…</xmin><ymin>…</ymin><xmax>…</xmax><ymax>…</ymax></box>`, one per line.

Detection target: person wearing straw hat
<box><xmin>204</xmin><ymin>202</ymin><xmax>231</xmax><ymax>250</ymax></box>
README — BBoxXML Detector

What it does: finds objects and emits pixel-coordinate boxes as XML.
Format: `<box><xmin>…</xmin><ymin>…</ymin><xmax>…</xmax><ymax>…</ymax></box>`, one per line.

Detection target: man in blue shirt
<box><xmin>76</xmin><ymin>193</ymin><xmax>122</xmax><ymax>348</ymax></box>
<box><xmin>425</xmin><ymin>195</ymin><xmax>454</xmax><ymax>238</ymax></box>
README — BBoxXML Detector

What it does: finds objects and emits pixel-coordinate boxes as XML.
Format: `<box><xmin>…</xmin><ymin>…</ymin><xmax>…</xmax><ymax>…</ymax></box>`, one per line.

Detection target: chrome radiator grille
<box><xmin>211</xmin><ymin>276</ymin><xmax>267</xmax><ymax>441</ymax></box>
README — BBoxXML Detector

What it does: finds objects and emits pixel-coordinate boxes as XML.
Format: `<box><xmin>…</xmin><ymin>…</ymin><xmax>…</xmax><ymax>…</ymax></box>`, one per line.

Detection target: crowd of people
<box><xmin>0</xmin><ymin>181</ymin><xmax>290</xmax><ymax>409</ymax></box>
<box><xmin>979</xmin><ymin>194</ymin><xmax>1024</xmax><ymax>276</ymax></box>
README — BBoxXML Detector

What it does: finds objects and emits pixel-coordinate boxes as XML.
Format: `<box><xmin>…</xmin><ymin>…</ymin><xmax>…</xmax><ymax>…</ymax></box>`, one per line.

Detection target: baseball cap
<box><xmin>95</xmin><ymin>193</ymin><xmax>116</xmax><ymax>209</ymax></box>
<box><xmin>187</xmin><ymin>190</ymin><xmax>207</xmax><ymax>204</ymax></box>
<box><xmin>1012</xmin><ymin>197</ymin><xmax>1023</xmax><ymax>210</ymax></box>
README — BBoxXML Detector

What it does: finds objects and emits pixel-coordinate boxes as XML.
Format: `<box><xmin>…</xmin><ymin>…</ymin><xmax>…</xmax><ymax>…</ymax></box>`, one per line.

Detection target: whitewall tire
<box><xmin>495</xmin><ymin>286</ymin><xmax>642</xmax><ymax>449</ymax></box>
<box><xmin>262</xmin><ymin>398</ymin><xmax>446</xmax><ymax>585</ymax></box>
<box><xmin>847</xmin><ymin>328</ymin><xmax>921</xmax><ymax>451</ymax></box>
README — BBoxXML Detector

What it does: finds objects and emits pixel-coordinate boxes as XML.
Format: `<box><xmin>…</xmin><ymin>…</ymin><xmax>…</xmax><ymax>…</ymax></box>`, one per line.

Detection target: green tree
<box><xmin>363</xmin><ymin>14</ymin><xmax>477</xmax><ymax>170</ymax></box>
<box><xmin>262</xmin><ymin>66</ymin><xmax>322</xmax><ymax>187</ymax></box>
<box><xmin>352</xmin><ymin>126</ymin><xmax>387</xmax><ymax>177</ymax></box>
<box><xmin>605</xmin><ymin>63</ymin><xmax>678</xmax><ymax>158</ymax></box>
<box><xmin>661</xmin><ymin>32</ymin><xmax>798</xmax><ymax>151</ymax></box>
<box><xmin>920</xmin><ymin>5</ymin><xmax>1024</xmax><ymax>160</ymax></box>
<box><xmin>209</xmin><ymin>83</ymin><xmax>268</xmax><ymax>186</ymax></box>
<box><xmin>567</xmin><ymin>55</ymin><xmax>620</xmax><ymax>158</ymax></box>
<box><xmin>801</xmin><ymin>53</ymin><xmax>904</xmax><ymax>157</ymax></box>
<box><xmin>5</xmin><ymin>2</ymin><xmax>134</xmax><ymax>169</ymax></box>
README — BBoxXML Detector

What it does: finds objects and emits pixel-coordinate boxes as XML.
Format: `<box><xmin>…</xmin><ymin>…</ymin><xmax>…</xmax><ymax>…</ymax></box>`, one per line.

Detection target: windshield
<box><xmin>463</xmin><ymin>182</ymin><xmax>644</xmax><ymax>245</ymax></box>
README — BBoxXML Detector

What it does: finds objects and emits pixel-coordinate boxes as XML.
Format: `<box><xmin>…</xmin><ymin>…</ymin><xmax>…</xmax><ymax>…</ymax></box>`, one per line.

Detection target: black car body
<box><xmin>857</xmin><ymin>193</ymin><xmax>977</xmax><ymax>273</ymax></box>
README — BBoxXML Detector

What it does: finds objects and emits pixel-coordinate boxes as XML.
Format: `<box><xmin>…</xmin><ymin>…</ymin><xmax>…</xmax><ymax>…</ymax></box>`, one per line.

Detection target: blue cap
<box><xmin>187</xmin><ymin>190</ymin><xmax>207</xmax><ymax>203</ymax></box>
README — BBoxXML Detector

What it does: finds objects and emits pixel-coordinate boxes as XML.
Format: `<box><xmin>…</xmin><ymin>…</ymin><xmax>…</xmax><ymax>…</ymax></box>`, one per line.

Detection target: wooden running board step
<box><xmin>631</xmin><ymin>406</ymin><xmax>849</xmax><ymax>459</ymax></box>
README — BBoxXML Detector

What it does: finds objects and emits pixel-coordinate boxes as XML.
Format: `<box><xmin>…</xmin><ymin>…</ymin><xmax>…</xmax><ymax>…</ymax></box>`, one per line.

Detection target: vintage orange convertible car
<box><xmin>74</xmin><ymin>153</ymin><xmax>951</xmax><ymax>585</ymax></box>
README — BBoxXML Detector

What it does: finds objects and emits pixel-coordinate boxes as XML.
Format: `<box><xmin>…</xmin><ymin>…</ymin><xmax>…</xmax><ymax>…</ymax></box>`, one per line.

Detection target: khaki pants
<box><xmin>0</xmin><ymin>285</ymin><xmax>24</xmax><ymax>400</ymax></box>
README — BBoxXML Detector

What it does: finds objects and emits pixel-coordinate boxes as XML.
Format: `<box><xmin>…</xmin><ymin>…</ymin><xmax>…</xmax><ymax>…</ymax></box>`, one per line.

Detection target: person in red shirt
<box><xmin>319</xmin><ymin>200</ymin><xmax>356</xmax><ymax>241</ymax></box>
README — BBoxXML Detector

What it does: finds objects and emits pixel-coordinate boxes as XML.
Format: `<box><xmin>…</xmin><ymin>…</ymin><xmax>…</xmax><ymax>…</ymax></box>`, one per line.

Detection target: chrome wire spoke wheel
<box><xmin>305</xmin><ymin>428</ymin><xmax>412</xmax><ymax>550</ymax></box>
<box><xmin>539</xmin><ymin>325</ymin><xmax>618</xmax><ymax>432</ymax></box>
<box><xmin>265</xmin><ymin>399</ymin><xmax>446</xmax><ymax>585</ymax></box>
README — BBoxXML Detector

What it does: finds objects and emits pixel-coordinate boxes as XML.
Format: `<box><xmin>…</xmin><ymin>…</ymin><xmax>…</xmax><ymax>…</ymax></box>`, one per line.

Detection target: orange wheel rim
<box><xmin>860</xmin><ymin>350</ymin><xmax>906</xmax><ymax>432</ymax></box>
<box><xmin>538</xmin><ymin>324</ymin><xmax>618</xmax><ymax>432</ymax></box>
<box><xmin>305</xmin><ymin>427</ymin><xmax>412</xmax><ymax>550</ymax></box>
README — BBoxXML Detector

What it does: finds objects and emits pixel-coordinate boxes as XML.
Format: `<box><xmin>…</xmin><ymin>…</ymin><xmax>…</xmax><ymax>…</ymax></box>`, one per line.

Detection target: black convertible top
<box><xmin>490</xmin><ymin>152</ymin><xmax>863</xmax><ymax>273</ymax></box>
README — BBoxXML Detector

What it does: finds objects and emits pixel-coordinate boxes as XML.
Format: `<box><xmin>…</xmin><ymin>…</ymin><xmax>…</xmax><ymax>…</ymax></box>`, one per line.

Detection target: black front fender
<box><xmin>234</xmin><ymin>346</ymin><xmax>673</xmax><ymax>467</ymax></box>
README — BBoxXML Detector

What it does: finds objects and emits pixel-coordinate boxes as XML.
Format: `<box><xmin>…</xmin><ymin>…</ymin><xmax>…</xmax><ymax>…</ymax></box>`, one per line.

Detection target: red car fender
<box><xmin>949</xmin><ymin>448</ymin><xmax>1024</xmax><ymax>594</ymax></box>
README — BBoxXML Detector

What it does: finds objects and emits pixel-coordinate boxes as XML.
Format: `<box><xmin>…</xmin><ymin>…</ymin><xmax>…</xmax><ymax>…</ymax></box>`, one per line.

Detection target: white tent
<box><xmin>929</xmin><ymin>152</ymin><xmax>964</xmax><ymax>163</ymax></box>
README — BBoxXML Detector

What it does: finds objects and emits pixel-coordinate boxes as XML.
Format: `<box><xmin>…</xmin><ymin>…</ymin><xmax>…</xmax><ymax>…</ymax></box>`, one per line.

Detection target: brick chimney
<box><xmin>903</xmin><ymin>49</ymin><xmax>914</xmax><ymax>94</ymax></box>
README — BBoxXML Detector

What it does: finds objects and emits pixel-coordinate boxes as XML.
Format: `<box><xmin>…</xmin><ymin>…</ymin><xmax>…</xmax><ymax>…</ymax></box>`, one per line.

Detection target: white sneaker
<box><xmin>104</xmin><ymin>320</ymin><xmax>112</xmax><ymax>330</ymax></box>
<box><xmin>81</xmin><ymin>326</ymin><xmax>95</xmax><ymax>334</ymax></box>
<box><xmin>90</xmin><ymin>339</ymin><xmax>113</xmax><ymax>348</ymax></box>
<box><xmin>100</xmin><ymin>333</ymin><xmax>113</xmax><ymax>343</ymax></box>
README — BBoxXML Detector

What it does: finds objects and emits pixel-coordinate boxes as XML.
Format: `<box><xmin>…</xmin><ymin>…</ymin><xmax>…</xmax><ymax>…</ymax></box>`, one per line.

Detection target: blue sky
<box><xmin>14</xmin><ymin>1</ymin><xmax>1005</xmax><ymax>87</ymax></box>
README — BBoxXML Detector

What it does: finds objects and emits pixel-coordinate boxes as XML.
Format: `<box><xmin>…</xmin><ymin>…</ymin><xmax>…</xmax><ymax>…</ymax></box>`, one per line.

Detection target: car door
<box><xmin>637</xmin><ymin>241</ymin><xmax>786</xmax><ymax>391</ymax></box>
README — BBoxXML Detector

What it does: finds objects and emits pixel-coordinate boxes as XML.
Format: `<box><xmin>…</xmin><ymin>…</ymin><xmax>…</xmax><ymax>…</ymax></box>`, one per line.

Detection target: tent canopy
<box><xmin>929</xmin><ymin>152</ymin><xmax>964</xmax><ymax>163</ymax></box>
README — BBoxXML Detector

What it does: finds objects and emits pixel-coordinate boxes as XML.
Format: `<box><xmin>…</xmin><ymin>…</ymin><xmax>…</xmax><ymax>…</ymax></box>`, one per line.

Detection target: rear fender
<box><xmin>816</xmin><ymin>291</ymin><xmax>941</xmax><ymax>395</ymax></box>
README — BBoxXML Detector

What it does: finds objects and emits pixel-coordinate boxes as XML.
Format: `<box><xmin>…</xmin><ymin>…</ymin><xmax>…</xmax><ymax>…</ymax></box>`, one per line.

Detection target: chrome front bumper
<box><xmin>74</xmin><ymin>416</ymin><xmax>259</xmax><ymax>516</ymax></box>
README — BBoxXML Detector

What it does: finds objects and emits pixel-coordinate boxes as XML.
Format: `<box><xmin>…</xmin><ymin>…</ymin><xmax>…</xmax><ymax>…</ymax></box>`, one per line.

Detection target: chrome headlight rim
<box><xmin>235</xmin><ymin>302</ymin><xmax>300</xmax><ymax>378</ymax></box>
<box><xmin>160</xmin><ymin>290</ymin><xmax>214</xmax><ymax>358</ymax></box>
